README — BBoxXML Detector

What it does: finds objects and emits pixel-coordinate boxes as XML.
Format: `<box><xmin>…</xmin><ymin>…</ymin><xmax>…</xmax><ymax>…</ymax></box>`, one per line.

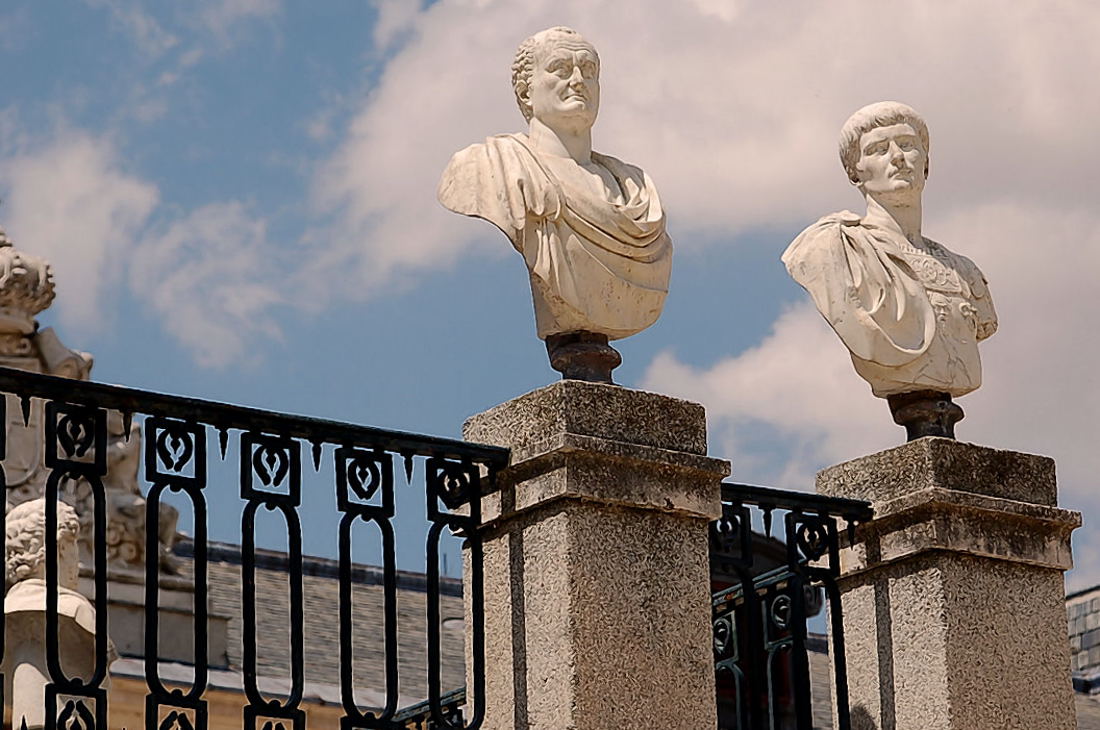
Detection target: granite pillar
<box><xmin>463</xmin><ymin>381</ymin><xmax>728</xmax><ymax>730</ymax></box>
<box><xmin>818</xmin><ymin>437</ymin><xmax>1081</xmax><ymax>730</ymax></box>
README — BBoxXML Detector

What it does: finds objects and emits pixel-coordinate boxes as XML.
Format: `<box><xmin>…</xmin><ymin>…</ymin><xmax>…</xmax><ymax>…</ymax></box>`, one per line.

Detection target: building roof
<box><xmin>142</xmin><ymin>539</ymin><xmax>466</xmax><ymax>707</ymax></box>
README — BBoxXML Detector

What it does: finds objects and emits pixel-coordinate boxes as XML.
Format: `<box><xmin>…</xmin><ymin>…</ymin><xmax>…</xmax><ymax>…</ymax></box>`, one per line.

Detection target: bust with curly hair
<box><xmin>3</xmin><ymin>498</ymin><xmax>115</xmax><ymax>729</ymax></box>
<box><xmin>439</xmin><ymin>27</ymin><xmax>672</xmax><ymax>383</ymax></box>
<box><xmin>6</xmin><ymin>498</ymin><xmax>81</xmax><ymax>590</ymax></box>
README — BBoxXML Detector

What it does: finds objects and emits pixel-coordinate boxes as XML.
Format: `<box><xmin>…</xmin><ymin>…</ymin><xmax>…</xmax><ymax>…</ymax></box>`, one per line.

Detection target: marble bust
<box><xmin>4</xmin><ymin>498</ymin><xmax>115</xmax><ymax>729</ymax></box>
<box><xmin>438</xmin><ymin>26</ymin><xmax>672</xmax><ymax>382</ymax></box>
<box><xmin>782</xmin><ymin>102</ymin><xmax>997</xmax><ymax>439</ymax></box>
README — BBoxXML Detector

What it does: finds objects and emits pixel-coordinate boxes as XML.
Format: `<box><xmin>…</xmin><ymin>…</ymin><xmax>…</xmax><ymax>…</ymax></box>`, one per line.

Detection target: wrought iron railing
<box><xmin>393</xmin><ymin>688</ymin><xmax>465</xmax><ymax>729</ymax></box>
<box><xmin>710</xmin><ymin>482</ymin><xmax>873</xmax><ymax>730</ymax></box>
<box><xmin>0</xmin><ymin>366</ymin><xmax>509</xmax><ymax>730</ymax></box>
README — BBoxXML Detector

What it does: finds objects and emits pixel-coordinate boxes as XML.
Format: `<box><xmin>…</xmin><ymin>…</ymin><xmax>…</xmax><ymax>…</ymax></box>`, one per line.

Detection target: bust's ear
<box><xmin>517</xmin><ymin>82</ymin><xmax>531</xmax><ymax>112</ymax></box>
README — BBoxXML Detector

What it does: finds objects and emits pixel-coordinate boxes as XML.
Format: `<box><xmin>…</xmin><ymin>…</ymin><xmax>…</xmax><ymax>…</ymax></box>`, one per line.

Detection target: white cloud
<box><xmin>0</xmin><ymin>8</ymin><xmax>31</xmax><ymax>54</ymax></box>
<box><xmin>309</xmin><ymin>0</ymin><xmax>1100</xmax><ymax>298</ymax></box>
<box><xmin>0</xmin><ymin>131</ymin><xmax>158</xmax><ymax>331</ymax></box>
<box><xmin>80</xmin><ymin>0</ymin><xmax>276</xmax><ymax>109</ymax></box>
<box><xmin>644</xmin><ymin>305</ymin><xmax>889</xmax><ymax>489</ymax></box>
<box><xmin>194</xmin><ymin>0</ymin><xmax>280</xmax><ymax>46</ymax></box>
<box><xmin>372</xmin><ymin>0</ymin><xmax>424</xmax><ymax>52</ymax></box>
<box><xmin>130</xmin><ymin>202</ymin><xmax>283</xmax><ymax>368</ymax></box>
<box><xmin>82</xmin><ymin>0</ymin><xmax>278</xmax><ymax>53</ymax></box>
<box><xmin>0</xmin><ymin>129</ymin><xmax>281</xmax><ymax>368</ymax></box>
<box><xmin>80</xmin><ymin>0</ymin><xmax>178</xmax><ymax>57</ymax></box>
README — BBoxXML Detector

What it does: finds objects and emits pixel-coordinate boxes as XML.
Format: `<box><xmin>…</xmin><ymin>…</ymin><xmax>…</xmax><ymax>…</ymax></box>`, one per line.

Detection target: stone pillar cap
<box><xmin>465</xmin><ymin>381</ymin><xmax>728</xmax><ymax>524</ymax></box>
<box><xmin>818</xmin><ymin>437</ymin><xmax>1058</xmax><ymax>506</ymax></box>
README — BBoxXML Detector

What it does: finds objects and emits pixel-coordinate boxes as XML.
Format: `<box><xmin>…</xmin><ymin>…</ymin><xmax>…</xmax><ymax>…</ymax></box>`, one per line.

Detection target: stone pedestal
<box><xmin>818</xmin><ymin>437</ymin><xmax>1081</xmax><ymax>730</ymax></box>
<box><xmin>463</xmin><ymin>381</ymin><xmax>728</xmax><ymax>730</ymax></box>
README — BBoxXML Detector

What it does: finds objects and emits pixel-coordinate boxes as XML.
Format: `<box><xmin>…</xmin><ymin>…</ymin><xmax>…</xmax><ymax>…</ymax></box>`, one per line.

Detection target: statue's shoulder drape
<box><xmin>782</xmin><ymin>212</ymin><xmax>936</xmax><ymax>367</ymax></box>
<box><xmin>437</xmin><ymin>134</ymin><xmax>560</xmax><ymax>250</ymax></box>
<box><xmin>437</xmin><ymin>134</ymin><xmax>671</xmax><ymax>340</ymax></box>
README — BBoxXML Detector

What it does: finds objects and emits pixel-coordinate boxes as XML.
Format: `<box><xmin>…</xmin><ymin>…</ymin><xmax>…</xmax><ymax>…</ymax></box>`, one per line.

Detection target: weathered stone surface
<box><xmin>836</xmin><ymin>487</ymin><xmax>1079</xmax><ymax>574</ymax></box>
<box><xmin>464</xmin><ymin>382</ymin><xmax>727</xmax><ymax>729</ymax></box>
<box><xmin>840</xmin><ymin>553</ymin><xmax>1075</xmax><ymax>730</ymax></box>
<box><xmin>465</xmin><ymin>379</ymin><xmax>708</xmax><ymax>456</ymax></box>
<box><xmin>821</xmin><ymin>441</ymin><xmax>1079</xmax><ymax>730</ymax></box>
<box><xmin>466</xmin><ymin>381</ymin><xmax>724</xmax><ymax>524</ymax></box>
<box><xmin>818</xmin><ymin>436</ymin><xmax>1057</xmax><ymax>506</ymax></box>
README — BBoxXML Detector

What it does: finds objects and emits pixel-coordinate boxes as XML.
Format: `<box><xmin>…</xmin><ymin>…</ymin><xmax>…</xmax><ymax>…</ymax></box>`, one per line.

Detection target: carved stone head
<box><xmin>838</xmin><ymin>101</ymin><xmax>930</xmax><ymax>198</ymax></box>
<box><xmin>511</xmin><ymin>27</ymin><xmax>600</xmax><ymax>134</ymax></box>
<box><xmin>5</xmin><ymin>498</ymin><xmax>81</xmax><ymax>591</ymax></box>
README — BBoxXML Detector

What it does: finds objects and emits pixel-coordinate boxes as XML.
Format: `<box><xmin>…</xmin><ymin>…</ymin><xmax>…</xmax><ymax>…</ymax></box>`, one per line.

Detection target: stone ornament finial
<box><xmin>0</xmin><ymin>227</ymin><xmax>55</xmax><ymax>353</ymax></box>
<box><xmin>0</xmin><ymin>220</ymin><xmax>181</xmax><ymax>577</ymax></box>
<box><xmin>438</xmin><ymin>26</ymin><xmax>672</xmax><ymax>383</ymax></box>
<box><xmin>782</xmin><ymin>102</ymin><xmax>997</xmax><ymax>440</ymax></box>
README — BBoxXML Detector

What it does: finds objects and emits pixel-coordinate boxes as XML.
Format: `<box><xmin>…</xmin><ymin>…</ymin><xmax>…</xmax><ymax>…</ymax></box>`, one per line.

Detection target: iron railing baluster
<box><xmin>144</xmin><ymin>417</ymin><xmax>209</xmax><ymax>729</ymax></box>
<box><xmin>0</xmin><ymin>366</ymin><xmax>508</xmax><ymax>730</ymax></box>
<box><xmin>335</xmin><ymin>446</ymin><xmax>400</xmax><ymax>728</ymax></box>
<box><xmin>425</xmin><ymin>456</ymin><xmax>484</xmax><ymax>730</ymax></box>
<box><xmin>712</xmin><ymin>482</ymin><xmax>872</xmax><ymax>730</ymax></box>
<box><xmin>41</xmin><ymin>403</ymin><xmax>110</xmax><ymax>730</ymax></box>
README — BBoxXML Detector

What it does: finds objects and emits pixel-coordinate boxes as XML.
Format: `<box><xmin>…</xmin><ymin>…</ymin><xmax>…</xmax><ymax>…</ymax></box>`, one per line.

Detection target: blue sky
<box><xmin>3</xmin><ymin>1</ymin><xmax>1099</xmax><ymax>586</ymax></box>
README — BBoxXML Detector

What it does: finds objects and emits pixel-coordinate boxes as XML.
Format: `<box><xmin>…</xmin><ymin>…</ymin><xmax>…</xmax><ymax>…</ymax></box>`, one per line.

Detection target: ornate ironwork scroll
<box><xmin>145</xmin><ymin>417</ymin><xmax>208</xmax><ymax>730</ymax></box>
<box><xmin>710</xmin><ymin>482</ymin><xmax>872</xmax><ymax>730</ymax></box>
<box><xmin>425</xmin><ymin>457</ymin><xmax>486</xmax><ymax>730</ymax></box>
<box><xmin>44</xmin><ymin>402</ymin><xmax>110</xmax><ymax>730</ymax></box>
<box><xmin>0</xmin><ymin>365</ymin><xmax>509</xmax><ymax>730</ymax></box>
<box><xmin>335</xmin><ymin>446</ymin><xmax>399</xmax><ymax>729</ymax></box>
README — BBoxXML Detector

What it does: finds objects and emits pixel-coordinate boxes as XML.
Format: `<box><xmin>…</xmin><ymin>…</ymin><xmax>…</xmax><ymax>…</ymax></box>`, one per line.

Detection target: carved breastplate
<box><xmin>901</xmin><ymin>243</ymin><xmax>964</xmax><ymax>296</ymax></box>
<box><xmin>896</xmin><ymin>240</ymin><xmax>978</xmax><ymax>336</ymax></box>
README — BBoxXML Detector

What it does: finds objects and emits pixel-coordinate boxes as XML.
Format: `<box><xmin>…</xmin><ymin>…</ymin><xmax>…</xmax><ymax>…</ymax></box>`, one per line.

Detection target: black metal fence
<box><xmin>710</xmin><ymin>482</ymin><xmax>873</xmax><ymax>730</ymax></box>
<box><xmin>0</xmin><ymin>366</ymin><xmax>509</xmax><ymax>730</ymax></box>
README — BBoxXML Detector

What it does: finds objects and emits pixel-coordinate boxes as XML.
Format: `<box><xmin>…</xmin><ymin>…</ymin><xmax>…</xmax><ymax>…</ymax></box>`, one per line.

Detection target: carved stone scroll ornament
<box><xmin>438</xmin><ymin>27</ymin><xmax>672</xmax><ymax>383</ymax></box>
<box><xmin>781</xmin><ymin>102</ymin><xmax>997</xmax><ymax>440</ymax></box>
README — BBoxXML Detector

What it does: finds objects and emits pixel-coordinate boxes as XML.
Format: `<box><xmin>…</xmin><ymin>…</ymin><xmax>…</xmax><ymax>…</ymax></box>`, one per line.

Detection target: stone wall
<box><xmin>1069</xmin><ymin>586</ymin><xmax>1100</xmax><ymax>677</ymax></box>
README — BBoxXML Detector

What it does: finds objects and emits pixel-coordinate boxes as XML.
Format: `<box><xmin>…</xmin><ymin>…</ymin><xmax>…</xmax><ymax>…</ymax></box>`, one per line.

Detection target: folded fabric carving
<box><xmin>439</xmin><ymin>133</ymin><xmax>671</xmax><ymax>340</ymax></box>
<box><xmin>783</xmin><ymin>211</ymin><xmax>996</xmax><ymax>398</ymax></box>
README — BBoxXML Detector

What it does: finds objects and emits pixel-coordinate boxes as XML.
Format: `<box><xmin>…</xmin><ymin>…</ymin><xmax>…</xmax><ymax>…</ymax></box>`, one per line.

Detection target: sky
<box><xmin>2</xmin><ymin>0</ymin><xmax>1099</xmax><ymax>588</ymax></box>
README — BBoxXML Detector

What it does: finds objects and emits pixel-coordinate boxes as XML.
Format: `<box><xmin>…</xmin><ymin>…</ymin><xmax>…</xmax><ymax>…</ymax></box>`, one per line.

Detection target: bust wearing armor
<box><xmin>782</xmin><ymin>102</ymin><xmax>997</xmax><ymax>438</ymax></box>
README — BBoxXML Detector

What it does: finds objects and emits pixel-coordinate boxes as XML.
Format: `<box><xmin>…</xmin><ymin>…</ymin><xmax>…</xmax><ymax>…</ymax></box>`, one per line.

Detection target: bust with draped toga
<box><xmin>438</xmin><ymin>26</ymin><xmax>672</xmax><ymax>383</ymax></box>
<box><xmin>782</xmin><ymin>102</ymin><xmax>997</xmax><ymax>439</ymax></box>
